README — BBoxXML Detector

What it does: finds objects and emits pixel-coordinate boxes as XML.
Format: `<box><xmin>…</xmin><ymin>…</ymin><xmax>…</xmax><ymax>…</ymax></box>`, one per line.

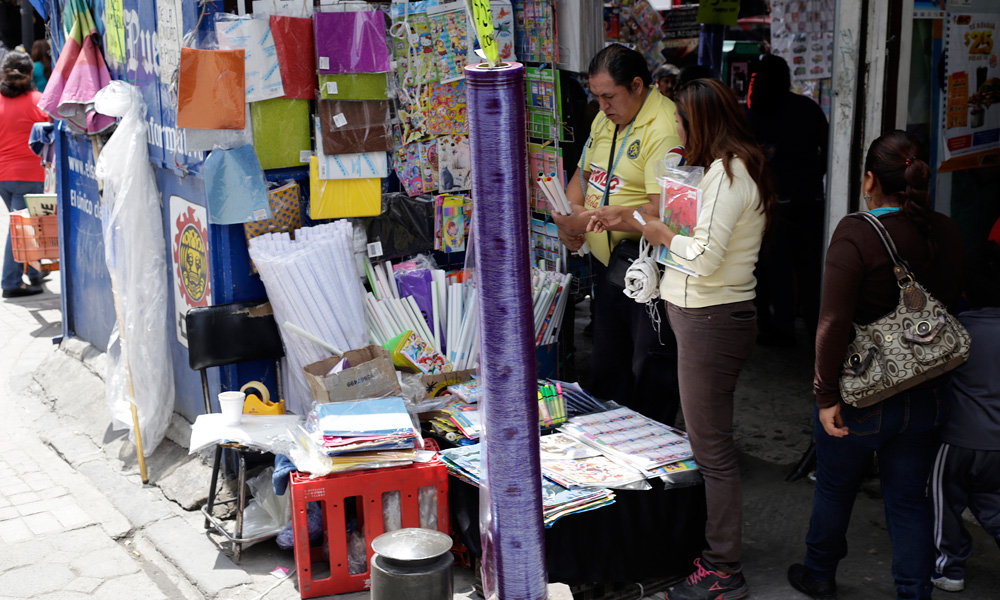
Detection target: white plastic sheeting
<box><xmin>248</xmin><ymin>221</ymin><xmax>368</xmax><ymax>414</ymax></box>
<box><xmin>94</xmin><ymin>81</ymin><xmax>175</xmax><ymax>456</ymax></box>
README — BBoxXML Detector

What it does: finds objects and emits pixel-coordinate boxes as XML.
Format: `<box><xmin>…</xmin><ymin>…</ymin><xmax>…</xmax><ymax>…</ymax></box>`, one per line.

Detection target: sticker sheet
<box><xmin>421</xmin><ymin>139</ymin><xmax>440</xmax><ymax>192</ymax></box>
<box><xmin>394</xmin><ymin>143</ymin><xmax>425</xmax><ymax>196</ymax></box>
<box><xmin>392</xmin><ymin>8</ymin><xmax>439</xmax><ymax>86</ymax></box>
<box><xmin>770</xmin><ymin>0</ymin><xmax>835</xmax><ymax>81</ymax></box>
<box><xmin>428</xmin><ymin>3</ymin><xmax>469</xmax><ymax>83</ymax></box>
<box><xmin>437</xmin><ymin>134</ymin><xmax>470</xmax><ymax>192</ymax></box>
<box><xmin>467</xmin><ymin>1</ymin><xmax>516</xmax><ymax>63</ymax></box>
<box><xmin>425</xmin><ymin>80</ymin><xmax>468</xmax><ymax>137</ymax></box>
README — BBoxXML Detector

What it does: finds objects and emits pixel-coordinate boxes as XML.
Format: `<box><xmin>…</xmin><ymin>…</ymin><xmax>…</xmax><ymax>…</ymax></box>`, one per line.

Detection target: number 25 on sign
<box><xmin>468</xmin><ymin>0</ymin><xmax>500</xmax><ymax>66</ymax></box>
<box><xmin>964</xmin><ymin>29</ymin><xmax>994</xmax><ymax>55</ymax></box>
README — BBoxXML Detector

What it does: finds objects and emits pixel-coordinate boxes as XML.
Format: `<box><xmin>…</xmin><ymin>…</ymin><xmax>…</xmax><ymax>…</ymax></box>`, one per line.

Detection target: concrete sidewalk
<box><xmin>1</xmin><ymin>197</ymin><xmax>996</xmax><ymax>598</ymax></box>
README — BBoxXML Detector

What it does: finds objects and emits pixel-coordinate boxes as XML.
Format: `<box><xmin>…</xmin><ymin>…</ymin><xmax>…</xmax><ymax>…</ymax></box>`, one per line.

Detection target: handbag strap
<box><xmin>852</xmin><ymin>212</ymin><xmax>914</xmax><ymax>285</ymax></box>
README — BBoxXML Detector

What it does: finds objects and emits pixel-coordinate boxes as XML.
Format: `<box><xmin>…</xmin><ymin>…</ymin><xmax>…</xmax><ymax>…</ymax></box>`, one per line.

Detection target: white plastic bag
<box><xmin>94</xmin><ymin>82</ymin><xmax>175</xmax><ymax>456</ymax></box>
<box><xmin>241</xmin><ymin>467</ymin><xmax>291</xmax><ymax>546</ymax></box>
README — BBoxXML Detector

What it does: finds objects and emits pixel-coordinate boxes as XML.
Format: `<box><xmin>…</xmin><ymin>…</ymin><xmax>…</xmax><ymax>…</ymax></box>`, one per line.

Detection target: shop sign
<box><xmin>697</xmin><ymin>0</ymin><xmax>740</xmax><ymax>26</ymax></box>
<box><xmin>662</xmin><ymin>6</ymin><xmax>700</xmax><ymax>42</ymax></box>
<box><xmin>170</xmin><ymin>196</ymin><xmax>212</xmax><ymax>347</ymax></box>
<box><xmin>943</xmin><ymin>13</ymin><xmax>999</xmax><ymax>161</ymax></box>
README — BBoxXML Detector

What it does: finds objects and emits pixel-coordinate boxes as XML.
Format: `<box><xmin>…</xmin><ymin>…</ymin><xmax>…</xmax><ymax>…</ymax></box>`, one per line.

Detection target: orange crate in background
<box><xmin>10</xmin><ymin>213</ymin><xmax>59</xmax><ymax>263</ymax></box>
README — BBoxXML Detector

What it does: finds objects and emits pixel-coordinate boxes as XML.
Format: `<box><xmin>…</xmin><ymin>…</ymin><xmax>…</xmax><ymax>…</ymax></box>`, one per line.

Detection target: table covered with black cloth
<box><xmin>448</xmin><ymin>475</ymin><xmax>707</xmax><ymax>584</ymax></box>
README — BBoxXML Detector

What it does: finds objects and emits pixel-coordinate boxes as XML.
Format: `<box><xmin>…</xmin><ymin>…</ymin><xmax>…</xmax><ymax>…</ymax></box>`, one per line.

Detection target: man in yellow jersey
<box><xmin>552</xmin><ymin>44</ymin><xmax>684</xmax><ymax>426</ymax></box>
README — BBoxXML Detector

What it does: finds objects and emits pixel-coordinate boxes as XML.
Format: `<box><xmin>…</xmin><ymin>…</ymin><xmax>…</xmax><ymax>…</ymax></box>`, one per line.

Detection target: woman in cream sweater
<box><xmin>586</xmin><ymin>78</ymin><xmax>773</xmax><ymax>600</ymax></box>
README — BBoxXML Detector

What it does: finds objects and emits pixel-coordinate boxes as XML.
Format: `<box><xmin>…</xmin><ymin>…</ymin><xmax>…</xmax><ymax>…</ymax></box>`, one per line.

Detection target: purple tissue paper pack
<box><xmin>314</xmin><ymin>11</ymin><xmax>390</xmax><ymax>74</ymax></box>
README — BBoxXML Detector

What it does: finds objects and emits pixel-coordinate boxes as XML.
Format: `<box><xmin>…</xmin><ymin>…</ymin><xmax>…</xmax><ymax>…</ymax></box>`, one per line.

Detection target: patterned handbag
<box><xmin>838</xmin><ymin>212</ymin><xmax>971</xmax><ymax>408</ymax></box>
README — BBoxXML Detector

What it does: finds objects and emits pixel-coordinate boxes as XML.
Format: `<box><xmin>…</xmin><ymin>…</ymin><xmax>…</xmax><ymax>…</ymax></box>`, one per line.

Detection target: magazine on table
<box><xmin>560</xmin><ymin>406</ymin><xmax>694</xmax><ymax>471</ymax></box>
<box><xmin>654</xmin><ymin>163</ymin><xmax>703</xmax><ymax>276</ymax></box>
<box><xmin>541</xmin><ymin>455</ymin><xmax>648</xmax><ymax>488</ymax></box>
<box><xmin>539</xmin><ymin>432</ymin><xmax>603</xmax><ymax>461</ymax></box>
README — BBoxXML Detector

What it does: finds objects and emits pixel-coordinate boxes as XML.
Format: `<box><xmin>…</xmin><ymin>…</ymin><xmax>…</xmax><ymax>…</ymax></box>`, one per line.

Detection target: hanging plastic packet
<box><xmin>318</xmin><ymin>73</ymin><xmax>391</xmax><ymax>101</ymax></box>
<box><xmin>361</xmin><ymin>193</ymin><xmax>435</xmax><ymax>262</ymax></box>
<box><xmin>653</xmin><ymin>161</ymin><xmax>704</xmax><ymax>275</ymax></box>
<box><xmin>314</xmin><ymin>10</ymin><xmax>391</xmax><ymax>75</ymax></box>
<box><xmin>215</xmin><ymin>14</ymin><xmax>285</xmax><ymax>102</ymax></box>
<box><xmin>316</xmin><ymin>99</ymin><xmax>392</xmax><ymax>154</ymax></box>
<box><xmin>251</xmin><ymin>97</ymin><xmax>311</xmax><ymax>170</ymax></box>
<box><xmin>308</xmin><ymin>156</ymin><xmax>381</xmax><ymax>219</ymax></box>
<box><xmin>244</xmin><ymin>182</ymin><xmax>302</xmax><ymax>272</ymax></box>
<box><xmin>251</xmin><ymin>0</ymin><xmax>313</xmax><ymax>18</ymax></box>
<box><xmin>313</xmin><ymin>116</ymin><xmax>389</xmax><ymax>180</ymax></box>
<box><xmin>177</xmin><ymin>47</ymin><xmax>246</xmax><ymax>129</ymax></box>
<box><xmin>204</xmin><ymin>144</ymin><xmax>272</xmax><ymax>225</ymax></box>
<box><xmin>269</xmin><ymin>15</ymin><xmax>316</xmax><ymax>99</ymax></box>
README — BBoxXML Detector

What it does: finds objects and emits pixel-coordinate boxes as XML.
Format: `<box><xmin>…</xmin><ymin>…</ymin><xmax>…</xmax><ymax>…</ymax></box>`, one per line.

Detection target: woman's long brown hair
<box><xmin>675</xmin><ymin>78</ymin><xmax>774</xmax><ymax>233</ymax></box>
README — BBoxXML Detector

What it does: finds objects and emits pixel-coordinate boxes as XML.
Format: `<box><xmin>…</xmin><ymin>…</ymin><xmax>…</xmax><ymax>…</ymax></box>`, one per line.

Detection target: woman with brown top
<box><xmin>788</xmin><ymin>130</ymin><xmax>964</xmax><ymax>600</ymax></box>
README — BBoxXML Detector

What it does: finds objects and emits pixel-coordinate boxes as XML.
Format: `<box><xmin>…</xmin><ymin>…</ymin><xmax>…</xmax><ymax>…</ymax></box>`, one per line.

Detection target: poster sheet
<box><xmin>943</xmin><ymin>12</ymin><xmax>1000</xmax><ymax>160</ymax></box>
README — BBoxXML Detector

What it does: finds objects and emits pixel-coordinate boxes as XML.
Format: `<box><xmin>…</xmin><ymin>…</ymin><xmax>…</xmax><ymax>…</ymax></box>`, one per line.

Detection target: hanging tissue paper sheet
<box><xmin>317</xmin><ymin>150</ymin><xmax>389</xmax><ymax>180</ymax></box>
<box><xmin>318</xmin><ymin>73</ymin><xmax>390</xmax><ymax>101</ymax></box>
<box><xmin>270</xmin><ymin>15</ymin><xmax>316</xmax><ymax>99</ymax></box>
<box><xmin>317</xmin><ymin>99</ymin><xmax>392</xmax><ymax>154</ymax></box>
<box><xmin>215</xmin><ymin>16</ymin><xmax>285</xmax><ymax>102</ymax></box>
<box><xmin>177</xmin><ymin>48</ymin><xmax>246</xmax><ymax>129</ymax></box>
<box><xmin>467</xmin><ymin>61</ymin><xmax>548</xmax><ymax>600</ymax></box>
<box><xmin>251</xmin><ymin>98</ymin><xmax>311</xmax><ymax>170</ymax></box>
<box><xmin>309</xmin><ymin>156</ymin><xmax>382</xmax><ymax>219</ymax></box>
<box><xmin>314</xmin><ymin>115</ymin><xmax>389</xmax><ymax>179</ymax></box>
<box><xmin>182</xmin><ymin>104</ymin><xmax>254</xmax><ymax>152</ymax></box>
<box><xmin>204</xmin><ymin>145</ymin><xmax>272</xmax><ymax>224</ymax></box>
<box><xmin>314</xmin><ymin>10</ymin><xmax>391</xmax><ymax>74</ymax></box>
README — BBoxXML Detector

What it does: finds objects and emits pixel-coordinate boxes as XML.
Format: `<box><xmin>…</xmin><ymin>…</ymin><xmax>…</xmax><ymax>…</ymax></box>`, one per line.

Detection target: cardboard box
<box><xmin>303</xmin><ymin>345</ymin><xmax>401</xmax><ymax>403</ymax></box>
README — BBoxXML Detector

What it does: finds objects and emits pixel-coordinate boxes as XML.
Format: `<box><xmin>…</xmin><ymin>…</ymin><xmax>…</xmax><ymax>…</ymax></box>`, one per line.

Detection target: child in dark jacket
<box><xmin>931</xmin><ymin>241</ymin><xmax>1000</xmax><ymax>592</ymax></box>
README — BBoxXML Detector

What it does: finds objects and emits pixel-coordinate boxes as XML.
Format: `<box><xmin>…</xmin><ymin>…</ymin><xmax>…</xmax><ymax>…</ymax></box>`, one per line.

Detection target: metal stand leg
<box><xmin>205</xmin><ymin>445</ymin><xmax>223</xmax><ymax>529</ymax></box>
<box><xmin>234</xmin><ymin>452</ymin><xmax>247</xmax><ymax>562</ymax></box>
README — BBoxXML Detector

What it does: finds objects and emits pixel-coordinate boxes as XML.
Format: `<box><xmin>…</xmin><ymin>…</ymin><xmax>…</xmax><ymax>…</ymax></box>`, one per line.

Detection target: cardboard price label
<box><xmin>468</xmin><ymin>0</ymin><xmax>500</xmax><ymax>66</ymax></box>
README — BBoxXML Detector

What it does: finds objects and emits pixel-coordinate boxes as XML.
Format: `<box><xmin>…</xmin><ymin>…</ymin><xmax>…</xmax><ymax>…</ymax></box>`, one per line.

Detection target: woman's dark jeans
<box><xmin>805</xmin><ymin>386</ymin><xmax>947</xmax><ymax>600</ymax></box>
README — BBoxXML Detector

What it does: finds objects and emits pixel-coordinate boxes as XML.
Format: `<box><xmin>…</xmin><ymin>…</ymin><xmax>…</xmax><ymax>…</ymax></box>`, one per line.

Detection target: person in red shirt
<box><xmin>1</xmin><ymin>51</ymin><xmax>50</xmax><ymax>298</ymax></box>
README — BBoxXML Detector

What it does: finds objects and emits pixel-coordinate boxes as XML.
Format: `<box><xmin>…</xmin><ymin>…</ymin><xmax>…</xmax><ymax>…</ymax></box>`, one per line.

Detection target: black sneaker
<box><xmin>665</xmin><ymin>558</ymin><xmax>749</xmax><ymax>600</ymax></box>
<box><xmin>2</xmin><ymin>284</ymin><xmax>43</xmax><ymax>299</ymax></box>
<box><xmin>788</xmin><ymin>563</ymin><xmax>837</xmax><ymax>600</ymax></box>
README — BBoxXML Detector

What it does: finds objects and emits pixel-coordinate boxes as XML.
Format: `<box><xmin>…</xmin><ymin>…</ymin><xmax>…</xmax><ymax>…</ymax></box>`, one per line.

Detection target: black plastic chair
<box><xmin>186</xmin><ymin>300</ymin><xmax>284</xmax><ymax>562</ymax></box>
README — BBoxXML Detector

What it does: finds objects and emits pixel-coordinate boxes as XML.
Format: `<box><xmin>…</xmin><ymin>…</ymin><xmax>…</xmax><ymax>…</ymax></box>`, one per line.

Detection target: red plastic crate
<box><xmin>10</xmin><ymin>213</ymin><xmax>59</xmax><ymax>262</ymax></box>
<box><xmin>289</xmin><ymin>458</ymin><xmax>450</xmax><ymax>598</ymax></box>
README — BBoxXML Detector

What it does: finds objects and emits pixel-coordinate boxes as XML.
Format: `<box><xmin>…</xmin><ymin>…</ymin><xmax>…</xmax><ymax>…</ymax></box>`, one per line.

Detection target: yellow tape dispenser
<box><xmin>240</xmin><ymin>381</ymin><xmax>285</xmax><ymax>415</ymax></box>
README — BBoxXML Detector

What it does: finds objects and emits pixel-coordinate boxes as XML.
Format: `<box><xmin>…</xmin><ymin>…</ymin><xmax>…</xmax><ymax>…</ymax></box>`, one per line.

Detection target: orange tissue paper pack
<box><xmin>177</xmin><ymin>47</ymin><xmax>247</xmax><ymax>129</ymax></box>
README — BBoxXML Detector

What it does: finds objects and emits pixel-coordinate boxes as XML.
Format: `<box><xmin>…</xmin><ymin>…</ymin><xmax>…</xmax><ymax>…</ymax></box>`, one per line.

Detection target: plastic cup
<box><xmin>218</xmin><ymin>391</ymin><xmax>246</xmax><ymax>426</ymax></box>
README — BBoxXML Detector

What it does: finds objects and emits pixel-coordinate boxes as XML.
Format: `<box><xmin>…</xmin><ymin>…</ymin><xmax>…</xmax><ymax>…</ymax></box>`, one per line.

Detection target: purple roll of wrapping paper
<box><xmin>466</xmin><ymin>62</ymin><xmax>548</xmax><ymax>600</ymax></box>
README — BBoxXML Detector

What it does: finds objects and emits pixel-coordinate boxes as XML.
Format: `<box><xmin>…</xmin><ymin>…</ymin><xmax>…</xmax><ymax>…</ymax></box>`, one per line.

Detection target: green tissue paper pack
<box><xmin>251</xmin><ymin>98</ymin><xmax>311</xmax><ymax>170</ymax></box>
<box><xmin>318</xmin><ymin>73</ymin><xmax>390</xmax><ymax>101</ymax></box>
